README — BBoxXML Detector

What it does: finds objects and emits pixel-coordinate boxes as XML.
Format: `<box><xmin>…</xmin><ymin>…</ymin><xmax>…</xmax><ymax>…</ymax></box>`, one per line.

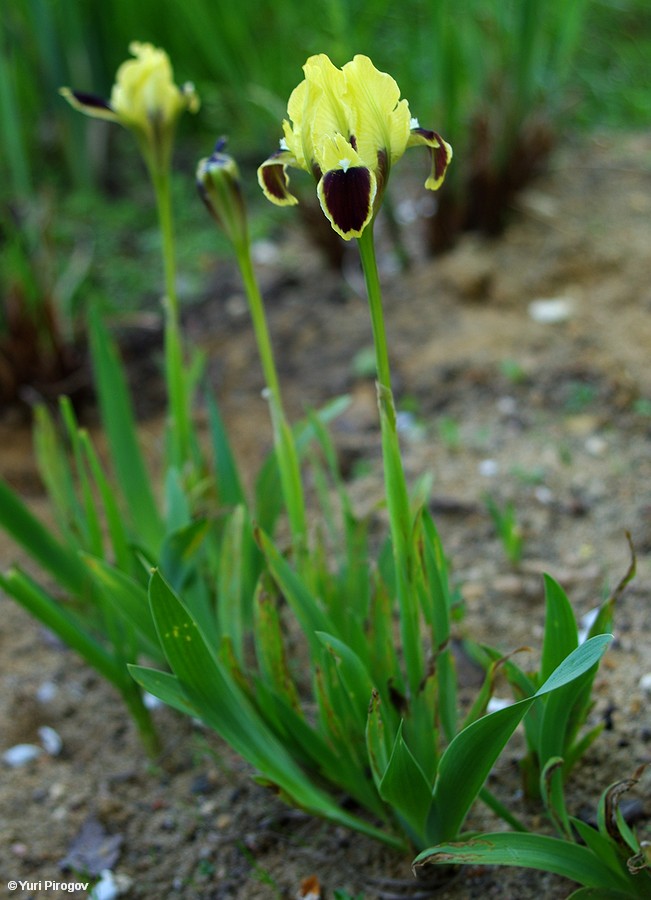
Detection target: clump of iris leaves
<box><xmin>1</xmin><ymin>5</ymin><xmax>650</xmax><ymax>898</ymax></box>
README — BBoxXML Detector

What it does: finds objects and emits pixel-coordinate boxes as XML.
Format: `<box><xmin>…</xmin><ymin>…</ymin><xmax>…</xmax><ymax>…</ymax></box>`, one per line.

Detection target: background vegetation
<box><xmin>1</xmin><ymin>0</ymin><xmax>650</xmax><ymax>401</ymax></box>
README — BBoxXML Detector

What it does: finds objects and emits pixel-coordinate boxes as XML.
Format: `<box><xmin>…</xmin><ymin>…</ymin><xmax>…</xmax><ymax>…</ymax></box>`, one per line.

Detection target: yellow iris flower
<box><xmin>258</xmin><ymin>54</ymin><xmax>452</xmax><ymax>240</ymax></box>
<box><xmin>60</xmin><ymin>42</ymin><xmax>199</xmax><ymax>169</ymax></box>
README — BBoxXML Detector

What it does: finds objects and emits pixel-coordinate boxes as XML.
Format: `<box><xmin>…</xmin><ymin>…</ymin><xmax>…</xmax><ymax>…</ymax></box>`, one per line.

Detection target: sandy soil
<box><xmin>1</xmin><ymin>131</ymin><xmax>650</xmax><ymax>899</ymax></box>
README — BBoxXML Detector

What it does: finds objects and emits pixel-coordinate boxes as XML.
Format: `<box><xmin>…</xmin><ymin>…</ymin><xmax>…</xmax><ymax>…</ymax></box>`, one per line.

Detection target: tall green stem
<box><xmin>357</xmin><ymin>224</ymin><xmax>423</xmax><ymax>693</ymax></box>
<box><xmin>358</xmin><ymin>227</ymin><xmax>392</xmax><ymax>391</ymax></box>
<box><xmin>235</xmin><ymin>241</ymin><xmax>307</xmax><ymax>558</ymax></box>
<box><xmin>150</xmin><ymin>165</ymin><xmax>194</xmax><ymax>470</ymax></box>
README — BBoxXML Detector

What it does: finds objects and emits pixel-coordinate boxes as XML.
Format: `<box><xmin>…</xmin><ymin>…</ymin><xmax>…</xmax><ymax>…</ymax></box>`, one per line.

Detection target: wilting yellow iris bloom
<box><xmin>258</xmin><ymin>54</ymin><xmax>452</xmax><ymax>240</ymax></box>
<box><xmin>60</xmin><ymin>42</ymin><xmax>199</xmax><ymax>168</ymax></box>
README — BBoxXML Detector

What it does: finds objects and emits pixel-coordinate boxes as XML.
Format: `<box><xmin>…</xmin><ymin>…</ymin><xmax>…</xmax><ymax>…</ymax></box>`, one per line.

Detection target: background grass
<box><xmin>3</xmin><ymin>0</ymin><xmax>649</xmax><ymax>197</ymax></box>
<box><xmin>1</xmin><ymin>0</ymin><xmax>649</xmax><ymax>368</ymax></box>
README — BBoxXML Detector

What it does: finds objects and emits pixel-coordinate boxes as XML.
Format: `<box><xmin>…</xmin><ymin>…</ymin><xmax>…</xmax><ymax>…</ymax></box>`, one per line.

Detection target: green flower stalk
<box><xmin>259</xmin><ymin>54</ymin><xmax>452</xmax><ymax>693</ymax></box>
<box><xmin>197</xmin><ymin>140</ymin><xmax>307</xmax><ymax>555</ymax></box>
<box><xmin>61</xmin><ymin>42</ymin><xmax>200</xmax><ymax>470</ymax></box>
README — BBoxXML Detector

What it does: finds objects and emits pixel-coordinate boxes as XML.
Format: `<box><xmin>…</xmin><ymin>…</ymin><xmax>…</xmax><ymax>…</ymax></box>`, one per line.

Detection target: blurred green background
<box><xmin>1</xmin><ymin>0</ymin><xmax>649</xmax><ymax>401</ymax></box>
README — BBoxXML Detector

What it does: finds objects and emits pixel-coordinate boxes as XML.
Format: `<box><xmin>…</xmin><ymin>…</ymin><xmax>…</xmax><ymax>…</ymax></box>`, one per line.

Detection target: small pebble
<box><xmin>39</xmin><ymin>725</ymin><xmax>63</xmax><ymax>756</ymax></box>
<box><xmin>528</xmin><ymin>296</ymin><xmax>575</xmax><ymax>323</ymax></box>
<box><xmin>36</xmin><ymin>681</ymin><xmax>58</xmax><ymax>704</ymax></box>
<box><xmin>251</xmin><ymin>239</ymin><xmax>278</xmax><ymax>265</ymax></box>
<box><xmin>396</xmin><ymin>197</ymin><xmax>419</xmax><ymax>224</ymax></box>
<box><xmin>479</xmin><ymin>459</ymin><xmax>499</xmax><ymax>477</ymax></box>
<box><xmin>49</xmin><ymin>782</ymin><xmax>66</xmax><ymax>801</ymax></box>
<box><xmin>585</xmin><ymin>435</ymin><xmax>607</xmax><ymax>457</ymax></box>
<box><xmin>638</xmin><ymin>673</ymin><xmax>651</xmax><ymax>697</ymax></box>
<box><xmin>225</xmin><ymin>293</ymin><xmax>247</xmax><ymax>319</ymax></box>
<box><xmin>497</xmin><ymin>395</ymin><xmax>518</xmax><ymax>416</ymax></box>
<box><xmin>143</xmin><ymin>692</ymin><xmax>163</xmax><ymax>710</ymax></box>
<box><xmin>578</xmin><ymin>606</ymin><xmax>600</xmax><ymax>644</ymax></box>
<box><xmin>396</xmin><ymin>411</ymin><xmax>425</xmax><ymax>441</ymax></box>
<box><xmin>396</xmin><ymin>411</ymin><xmax>416</xmax><ymax>433</ymax></box>
<box><xmin>534</xmin><ymin>485</ymin><xmax>554</xmax><ymax>505</ymax></box>
<box><xmin>89</xmin><ymin>870</ymin><xmax>132</xmax><ymax>900</ymax></box>
<box><xmin>89</xmin><ymin>873</ymin><xmax>112</xmax><ymax>900</ymax></box>
<box><xmin>487</xmin><ymin>697</ymin><xmax>513</xmax><ymax>713</ymax></box>
<box><xmin>2</xmin><ymin>743</ymin><xmax>43</xmax><ymax>767</ymax></box>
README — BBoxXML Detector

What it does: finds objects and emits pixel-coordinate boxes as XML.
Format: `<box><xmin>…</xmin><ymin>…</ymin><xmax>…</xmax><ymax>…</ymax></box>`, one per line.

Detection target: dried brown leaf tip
<box><xmin>297</xmin><ymin>874</ymin><xmax>321</xmax><ymax>899</ymax></box>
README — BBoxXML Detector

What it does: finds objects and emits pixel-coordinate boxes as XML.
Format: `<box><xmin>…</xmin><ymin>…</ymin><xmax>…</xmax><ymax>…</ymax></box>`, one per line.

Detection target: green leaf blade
<box><xmin>0</xmin><ymin>479</ymin><xmax>88</xmax><ymax>595</ymax></box>
<box><xmin>541</xmin><ymin>574</ymin><xmax>578</xmax><ymax>682</ymax></box>
<box><xmin>379</xmin><ymin>722</ymin><xmax>432</xmax><ymax>844</ymax></box>
<box><xmin>414</xmin><ymin>833</ymin><xmax>630</xmax><ymax>891</ymax></box>
<box><xmin>88</xmin><ymin>307</ymin><xmax>163</xmax><ymax>551</ymax></box>
<box><xmin>427</xmin><ymin>635</ymin><xmax>612</xmax><ymax>843</ymax></box>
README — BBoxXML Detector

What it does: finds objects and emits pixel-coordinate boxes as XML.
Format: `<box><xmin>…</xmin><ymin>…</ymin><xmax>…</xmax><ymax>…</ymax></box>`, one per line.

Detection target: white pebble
<box><xmin>143</xmin><ymin>692</ymin><xmax>164</xmax><ymax>710</ymax></box>
<box><xmin>585</xmin><ymin>435</ymin><xmax>607</xmax><ymax>457</ymax></box>
<box><xmin>396</xmin><ymin>411</ymin><xmax>416</xmax><ymax>433</ymax></box>
<box><xmin>497</xmin><ymin>395</ymin><xmax>518</xmax><ymax>416</ymax></box>
<box><xmin>2</xmin><ymin>743</ymin><xmax>43</xmax><ymax>767</ymax></box>
<box><xmin>36</xmin><ymin>681</ymin><xmax>58</xmax><ymax>704</ymax></box>
<box><xmin>38</xmin><ymin>726</ymin><xmax>63</xmax><ymax>756</ymax></box>
<box><xmin>90</xmin><ymin>872</ymin><xmax>117</xmax><ymax>900</ymax></box>
<box><xmin>534</xmin><ymin>485</ymin><xmax>554</xmax><ymax>505</ymax></box>
<box><xmin>396</xmin><ymin>198</ymin><xmax>419</xmax><ymax>224</ymax></box>
<box><xmin>251</xmin><ymin>240</ymin><xmax>278</xmax><ymax>265</ymax></box>
<box><xmin>638</xmin><ymin>673</ymin><xmax>651</xmax><ymax>697</ymax></box>
<box><xmin>528</xmin><ymin>297</ymin><xmax>575</xmax><ymax>323</ymax></box>
<box><xmin>479</xmin><ymin>459</ymin><xmax>499</xmax><ymax>477</ymax></box>
<box><xmin>578</xmin><ymin>606</ymin><xmax>600</xmax><ymax>643</ymax></box>
<box><xmin>487</xmin><ymin>697</ymin><xmax>513</xmax><ymax>713</ymax></box>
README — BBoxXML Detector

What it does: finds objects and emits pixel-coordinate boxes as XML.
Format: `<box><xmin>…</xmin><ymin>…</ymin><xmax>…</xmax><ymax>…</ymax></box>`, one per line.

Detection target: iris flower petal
<box><xmin>58</xmin><ymin>88</ymin><xmax>119</xmax><ymax>123</ymax></box>
<box><xmin>342</xmin><ymin>56</ymin><xmax>411</xmax><ymax>169</ymax></box>
<box><xmin>110</xmin><ymin>42</ymin><xmax>198</xmax><ymax>132</ymax></box>
<box><xmin>257</xmin><ymin>150</ymin><xmax>300</xmax><ymax>206</ymax></box>
<box><xmin>317</xmin><ymin>166</ymin><xmax>377</xmax><ymax>240</ymax></box>
<box><xmin>408</xmin><ymin>127</ymin><xmax>453</xmax><ymax>190</ymax></box>
<box><xmin>302</xmin><ymin>55</ymin><xmax>352</xmax><ymax>149</ymax></box>
<box><xmin>314</xmin><ymin>133</ymin><xmax>377</xmax><ymax>240</ymax></box>
<box><xmin>257</xmin><ymin>54</ymin><xmax>452</xmax><ymax>239</ymax></box>
<box><xmin>60</xmin><ymin>42</ymin><xmax>198</xmax><ymax>157</ymax></box>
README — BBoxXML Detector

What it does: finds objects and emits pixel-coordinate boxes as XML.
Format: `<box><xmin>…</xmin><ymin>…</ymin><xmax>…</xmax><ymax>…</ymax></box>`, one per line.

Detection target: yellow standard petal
<box><xmin>111</xmin><ymin>42</ymin><xmax>197</xmax><ymax>135</ymax></box>
<box><xmin>60</xmin><ymin>41</ymin><xmax>199</xmax><ymax>173</ymax></box>
<box><xmin>302</xmin><ymin>55</ymin><xmax>352</xmax><ymax>145</ymax></box>
<box><xmin>342</xmin><ymin>56</ymin><xmax>411</xmax><ymax>171</ymax></box>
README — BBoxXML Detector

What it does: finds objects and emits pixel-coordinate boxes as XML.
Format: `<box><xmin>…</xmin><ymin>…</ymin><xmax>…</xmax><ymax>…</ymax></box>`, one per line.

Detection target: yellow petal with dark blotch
<box><xmin>316</xmin><ymin>132</ymin><xmax>361</xmax><ymax>177</ymax></box>
<box><xmin>257</xmin><ymin>150</ymin><xmax>300</xmax><ymax>206</ymax></box>
<box><xmin>59</xmin><ymin>88</ymin><xmax>119</xmax><ymax>123</ymax></box>
<box><xmin>407</xmin><ymin>127</ymin><xmax>453</xmax><ymax>190</ymax></box>
<box><xmin>317</xmin><ymin>164</ymin><xmax>377</xmax><ymax>240</ymax></box>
